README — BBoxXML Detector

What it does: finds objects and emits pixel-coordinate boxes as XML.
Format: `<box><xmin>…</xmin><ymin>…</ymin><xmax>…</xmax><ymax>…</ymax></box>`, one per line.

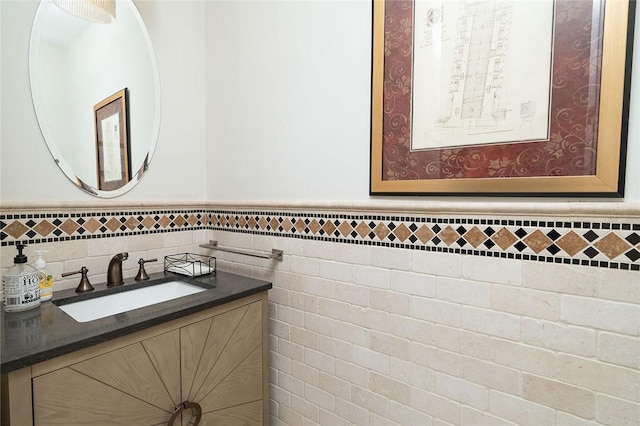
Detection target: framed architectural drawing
<box><xmin>95</xmin><ymin>88</ymin><xmax>130</xmax><ymax>191</ymax></box>
<box><xmin>370</xmin><ymin>0</ymin><xmax>635</xmax><ymax>196</ymax></box>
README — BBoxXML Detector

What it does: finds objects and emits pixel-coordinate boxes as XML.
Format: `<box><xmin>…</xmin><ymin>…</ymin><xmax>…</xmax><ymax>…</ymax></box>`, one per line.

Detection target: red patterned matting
<box><xmin>381</xmin><ymin>0</ymin><xmax>602</xmax><ymax>181</ymax></box>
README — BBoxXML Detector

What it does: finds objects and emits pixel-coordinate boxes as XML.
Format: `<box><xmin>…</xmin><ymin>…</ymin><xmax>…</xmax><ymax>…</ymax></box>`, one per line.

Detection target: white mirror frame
<box><xmin>29</xmin><ymin>0</ymin><xmax>161</xmax><ymax>198</ymax></box>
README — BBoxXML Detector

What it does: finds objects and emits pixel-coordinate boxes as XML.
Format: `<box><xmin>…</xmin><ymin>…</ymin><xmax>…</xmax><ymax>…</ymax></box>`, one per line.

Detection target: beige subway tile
<box><xmin>290</xmin><ymin>326</ymin><xmax>319</xmax><ymax>350</ymax></box>
<box><xmin>370</xmin><ymin>413</ymin><xmax>400</xmax><ymax>426</ymax></box>
<box><xmin>596</xmin><ymin>394</ymin><xmax>640</xmax><ymax>426</ymax></box>
<box><xmin>352</xmin><ymin>344</ymin><xmax>389</xmax><ymax>374</ymax></box>
<box><xmin>522</xmin><ymin>373</ymin><xmax>595</xmax><ymax>418</ymax></box>
<box><xmin>461</xmin><ymin>307</ymin><xmax>521</xmax><ymax>341</ymax></box>
<box><xmin>277</xmin><ymin>305</ymin><xmax>304</xmax><ymax>327</ymax></box>
<box><xmin>291</xmin><ymin>395</ymin><xmax>319</xmax><ymax>423</ymax></box>
<box><xmin>319</xmin><ymin>371</ymin><xmax>351</xmax><ymax>401</ymax></box>
<box><xmin>333</xmin><ymin>320</ymin><xmax>369</xmax><ymax>347</ymax></box>
<box><xmin>353</xmin><ymin>265</ymin><xmax>391</xmax><ymax>289</ymax></box>
<box><xmin>268</xmin><ymin>287</ymin><xmax>290</xmax><ymax>306</ymax></box>
<box><xmin>559</xmin><ymin>354</ymin><xmax>640</xmax><ymax>403</ymax></box>
<box><xmin>555</xmin><ymin>412</ymin><xmax>601</xmax><ymax>426</ymax></box>
<box><xmin>290</xmin><ymin>290</ymin><xmax>318</xmax><ymax>313</ymax></box>
<box><xmin>522</xmin><ymin>318</ymin><xmax>596</xmax><ymax>357</ymax></box>
<box><xmin>437</xmin><ymin>277</ymin><xmax>491</xmax><ymax>307</ymax></box>
<box><xmin>270</xmin><ymin>383</ymin><xmax>292</xmax><ymax>408</ymax></box>
<box><xmin>305</xmin><ymin>384</ymin><xmax>334</xmax><ymax>411</ymax></box>
<box><xmin>460</xmin><ymin>406</ymin><xmax>517</xmax><ymax>426</ymax></box>
<box><xmin>431</xmin><ymin>325</ymin><xmax>462</xmax><ymax>353</ymax></box>
<box><xmin>411</xmin><ymin>342</ymin><xmax>460</xmax><ymax>376</ymax></box>
<box><xmin>369</xmin><ymin>331</ymin><xmax>411</xmax><ymax>360</ymax></box>
<box><xmin>411</xmin><ymin>387</ymin><xmax>460</xmax><ymax>425</ymax></box>
<box><xmin>411</xmin><ymin>297</ymin><xmax>461</xmax><ymax>327</ymax></box>
<box><xmin>162</xmin><ymin>230</ymin><xmax>194</xmax><ymax>248</ymax></box>
<box><xmin>523</xmin><ymin>262</ymin><xmax>597</xmax><ymax>296</ymax></box>
<box><xmin>318</xmin><ymin>408</ymin><xmax>351</xmax><ymax>426</ymax></box>
<box><xmin>370</xmin><ymin>371</ymin><xmax>412</xmax><ymax>406</ymax></box>
<box><xmin>290</xmin><ymin>256</ymin><xmax>321</xmax><ymax>277</ymax></box>
<box><xmin>488</xmin><ymin>391</ymin><xmax>555</xmax><ymax>426</ymax></box>
<box><xmin>370</xmin><ymin>246</ymin><xmax>412</xmax><ymax>271</ymax></box>
<box><xmin>351</xmin><ymin>306</ymin><xmax>389</xmax><ymax>332</ymax></box>
<box><xmin>278</xmin><ymin>371</ymin><xmax>305</xmax><ymax>396</ymax></box>
<box><xmin>304</xmin><ymin>348</ymin><xmax>335</xmax><ymax>375</ymax></box>
<box><xmin>304</xmin><ymin>312</ymin><xmax>334</xmax><ymax>337</ymax></box>
<box><xmin>276</xmin><ymin>270</ymin><xmax>303</xmax><ymax>292</ymax></box>
<box><xmin>491</xmin><ymin>339</ymin><xmax>557</xmax><ymax>378</ymax></box>
<box><xmin>389</xmin><ymin>314</ymin><xmax>434</xmax><ymax>345</ymax></box>
<box><xmin>302</xmin><ymin>240</ymin><xmax>335</xmax><ymax>260</ymax></box>
<box><xmin>331</xmin><ymin>243</ymin><xmax>370</xmax><ymax>266</ymax></box>
<box><xmin>390</xmin><ymin>270</ymin><xmax>437</xmax><ymax>297</ymax></box>
<box><xmin>390</xmin><ymin>358</ymin><xmax>434</xmax><ymax>391</ymax></box>
<box><xmin>278</xmin><ymin>339</ymin><xmax>304</xmax><ymax>362</ymax></box>
<box><xmin>35</xmin><ymin>240</ymin><xmax>88</xmax><ymax>263</ymax></box>
<box><xmin>463</xmin><ymin>256</ymin><xmax>522</xmax><ymax>286</ymax></box>
<box><xmin>334</xmin><ymin>397</ymin><xmax>369</xmax><ymax>425</ymax></box>
<box><xmin>271</xmin><ymin>352</ymin><xmax>292</xmax><ymax>376</ymax></box>
<box><xmin>318</xmin><ymin>335</ymin><xmax>352</xmax><ymax>362</ymax></box>
<box><xmin>370</xmin><ymin>289</ymin><xmax>411</xmax><ymax>316</ymax></box>
<box><xmin>278</xmin><ymin>404</ymin><xmax>305</xmax><ymax>426</ymax></box>
<box><xmin>412</xmin><ymin>251</ymin><xmax>462</xmax><ymax>278</ymax></box>
<box><xmin>597</xmin><ymin>332</ymin><xmax>640</xmax><ymax>369</ymax></box>
<box><xmin>491</xmin><ymin>285</ymin><xmax>559</xmax><ymax>320</ymax></box>
<box><xmin>460</xmin><ymin>330</ymin><xmax>491</xmax><ymax>360</ymax></box>
<box><xmin>462</xmin><ymin>356</ymin><xmax>521</xmax><ymax>395</ymax></box>
<box><xmin>598</xmin><ymin>268</ymin><xmax>640</xmax><ymax>304</ymax></box>
<box><xmin>389</xmin><ymin>401</ymin><xmax>434</xmax><ymax>426</ymax></box>
<box><xmin>435</xmin><ymin>372</ymin><xmax>489</xmax><ymax>410</ymax></box>
<box><xmin>561</xmin><ymin>295</ymin><xmax>640</xmax><ymax>336</ymax></box>
<box><xmin>318</xmin><ymin>260</ymin><xmax>352</xmax><ymax>282</ymax></box>
<box><xmin>333</xmin><ymin>281</ymin><xmax>370</xmax><ymax>306</ymax></box>
<box><xmin>351</xmin><ymin>385</ymin><xmax>389</xmax><ymax>417</ymax></box>
<box><xmin>301</xmin><ymin>276</ymin><xmax>334</xmax><ymax>298</ymax></box>
<box><xmin>292</xmin><ymin>360</ymin><xmax>320</xmax><ymax>386</ymax></box>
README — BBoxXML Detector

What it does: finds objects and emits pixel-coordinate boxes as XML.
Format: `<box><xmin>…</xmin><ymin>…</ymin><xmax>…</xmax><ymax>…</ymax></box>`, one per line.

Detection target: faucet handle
<box><xmin>135</xmin><ymin>258</ymin><xmax>158</xmax><ymax>281</ymax></box>
<box><xmin>62</xmin><ymin>266</ymin><xmax>94</xmax><ymax>293</ymax></box>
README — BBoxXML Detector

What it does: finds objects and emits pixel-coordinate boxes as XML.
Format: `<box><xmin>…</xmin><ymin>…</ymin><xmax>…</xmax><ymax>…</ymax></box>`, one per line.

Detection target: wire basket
<box><xmin>164</xmin><ymin>253</ymin><xmax>216</xmax><ymax>277</ymax></box>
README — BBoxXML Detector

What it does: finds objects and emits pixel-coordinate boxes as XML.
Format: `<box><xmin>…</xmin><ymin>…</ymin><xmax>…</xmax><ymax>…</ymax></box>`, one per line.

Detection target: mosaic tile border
<box><xmin>1</xmin><ymin>209</ymin><xmax>639</xmax><ymax>271</ymax></box>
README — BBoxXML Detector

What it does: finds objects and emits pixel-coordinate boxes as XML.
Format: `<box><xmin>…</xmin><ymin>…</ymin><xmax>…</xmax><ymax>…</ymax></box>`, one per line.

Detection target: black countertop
<box><xmin>1</xmin><ymin>271</ymin><xmax>271</xmax><ymax>373</ymax></box>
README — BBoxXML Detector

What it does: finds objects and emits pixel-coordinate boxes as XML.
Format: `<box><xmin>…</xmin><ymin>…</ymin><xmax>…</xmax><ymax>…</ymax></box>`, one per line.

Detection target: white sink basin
<box><xmin>57</xmin><ymin>281</ymin><xmax>206</xmax><ymax>323</ymax></box>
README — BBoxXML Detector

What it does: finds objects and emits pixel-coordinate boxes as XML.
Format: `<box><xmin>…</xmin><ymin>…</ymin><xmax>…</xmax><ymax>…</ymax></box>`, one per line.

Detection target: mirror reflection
<box><xmin>29</xmin><ymin>0</ymin><xmax>161</xmax><ymax>197</ymax></box>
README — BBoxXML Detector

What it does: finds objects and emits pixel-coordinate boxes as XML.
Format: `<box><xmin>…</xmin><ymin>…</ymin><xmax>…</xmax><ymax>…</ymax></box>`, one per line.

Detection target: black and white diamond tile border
<box><xmin>1</xmin><ymin>209</ymin><xmax>639</xmax><ymax>271</ymax></box>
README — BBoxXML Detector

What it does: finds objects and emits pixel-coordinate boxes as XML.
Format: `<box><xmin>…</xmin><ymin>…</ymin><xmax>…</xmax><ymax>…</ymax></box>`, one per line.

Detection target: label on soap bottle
<box><xmin>2</xmin><ymin>272</ymin><xmax>41</xmax><ymax>311</ymax></box>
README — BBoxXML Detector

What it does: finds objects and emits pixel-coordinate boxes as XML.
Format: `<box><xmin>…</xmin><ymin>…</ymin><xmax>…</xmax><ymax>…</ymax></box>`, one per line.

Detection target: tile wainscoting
<box><xmin>1</xmin><ymin>202</ymin><xmax>639</xmax><ymax>425</ymax></box>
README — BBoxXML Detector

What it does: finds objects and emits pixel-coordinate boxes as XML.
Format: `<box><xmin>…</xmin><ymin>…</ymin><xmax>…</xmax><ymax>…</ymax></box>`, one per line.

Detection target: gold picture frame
<box><xmin>370</xmin><ymin>0</ymin><xmax>634</xmax><ymax>196</ymax></box>
<box><xmin>94</xmin><ymin>88</ymin><xmax>130</xmax><ymax>191</ymax></box>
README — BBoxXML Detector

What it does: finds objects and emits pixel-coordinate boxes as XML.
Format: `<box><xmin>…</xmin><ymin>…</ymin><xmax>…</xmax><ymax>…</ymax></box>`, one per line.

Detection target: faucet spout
<box><xmin>107</xmin><ymin>252</ymin><xmax>129</xmax><ymax>286</ymax></box>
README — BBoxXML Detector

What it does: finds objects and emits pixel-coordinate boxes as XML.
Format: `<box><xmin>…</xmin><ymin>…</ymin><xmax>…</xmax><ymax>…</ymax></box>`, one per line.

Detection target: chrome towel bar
<box><xmin>199</xmin><ymin>240</ymin><xmax>283</xmax><ymax>260</ymax></box>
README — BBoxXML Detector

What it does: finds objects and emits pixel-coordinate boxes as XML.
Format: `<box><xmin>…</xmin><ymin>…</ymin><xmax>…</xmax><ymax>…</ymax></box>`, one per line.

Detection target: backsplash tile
<box><xmin>1</xmin><ymin>209</ymin><xmax>639</xmax><ymax>271</ymax></box>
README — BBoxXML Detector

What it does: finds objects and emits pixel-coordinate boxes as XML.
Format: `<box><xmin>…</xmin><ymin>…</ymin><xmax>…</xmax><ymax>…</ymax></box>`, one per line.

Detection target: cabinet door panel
<box><xmin>180</xmin><ymin>316</ymin><xmax>213</xmax><ymax>399</ymax></box>
<box><xmin>200</xmin><ymin>400</ymin><xmax>262</xmax><ymax>426</ymax></box>
<box><xmin>184</xmin><ymin>303</ymin><xmax>249</xmax><ymax>401</ymax></box>
<box><xmin>70</xmin><ymin>341</ymin><xmax>176</xmax><ymax>410</ymax></box>
<box><xmin>33</xmin><ymin>368</ymin><xmax>170</xmax><ymax>425</ymax></box>
<box><xmin>198</xmin><ymin>345</ymin><xmax>263</xmax><ymax>412</ymax></box>
<box><xmin>189</xmin><ymin>301</ymin><xmax>262</xmax><ymax>402</ymax></box>
<box><xmin>142</xmin><ymin>329</ymin><xmax>182</xmax><ymax>405</ymax></box>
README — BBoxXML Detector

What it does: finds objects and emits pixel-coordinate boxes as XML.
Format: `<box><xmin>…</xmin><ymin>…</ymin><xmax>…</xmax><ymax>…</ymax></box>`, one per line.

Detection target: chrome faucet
<box><xmin>107</xmin><ymin>252</ymin><xmax>129</xmax><ymax>286</ymax></box>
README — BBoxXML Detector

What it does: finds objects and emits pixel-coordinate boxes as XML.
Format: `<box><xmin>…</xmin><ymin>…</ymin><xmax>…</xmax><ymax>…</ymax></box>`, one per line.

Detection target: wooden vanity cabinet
<box><xmin>2</xmin><ymin>292</ymin><xmax>269</xmax><ymax>426</ymax></box>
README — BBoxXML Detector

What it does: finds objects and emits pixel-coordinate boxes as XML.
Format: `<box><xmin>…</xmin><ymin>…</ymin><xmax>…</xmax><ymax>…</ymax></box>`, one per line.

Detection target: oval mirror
<box><xmin>29</xmin><ymin>0</ymin><xmax>161</xmax><ymax>198</ymax></box>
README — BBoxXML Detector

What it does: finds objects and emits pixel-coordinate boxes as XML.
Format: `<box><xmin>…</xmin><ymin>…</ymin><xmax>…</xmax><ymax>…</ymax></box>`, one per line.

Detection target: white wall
<box><xmin>204</xmin><ymin>0</ymin><xmax>640</xmax><ymax>203</ymax></box>
<box><xmin>0</xmin><ymin>0</ymin><xmax>207</xmax><ymax>203</ymax></box>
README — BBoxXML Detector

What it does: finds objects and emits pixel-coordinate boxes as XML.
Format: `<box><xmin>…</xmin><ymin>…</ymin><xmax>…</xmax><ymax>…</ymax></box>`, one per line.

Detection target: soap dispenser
<box><xmin>35</xmin><ymin>250</ymin><xmax>54</xmax><ymax>301</ymax></box>
<box><xmin>2</xmin><ymin>244</ymin><xmax>41</xmax><ymax>312</ymax></box>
